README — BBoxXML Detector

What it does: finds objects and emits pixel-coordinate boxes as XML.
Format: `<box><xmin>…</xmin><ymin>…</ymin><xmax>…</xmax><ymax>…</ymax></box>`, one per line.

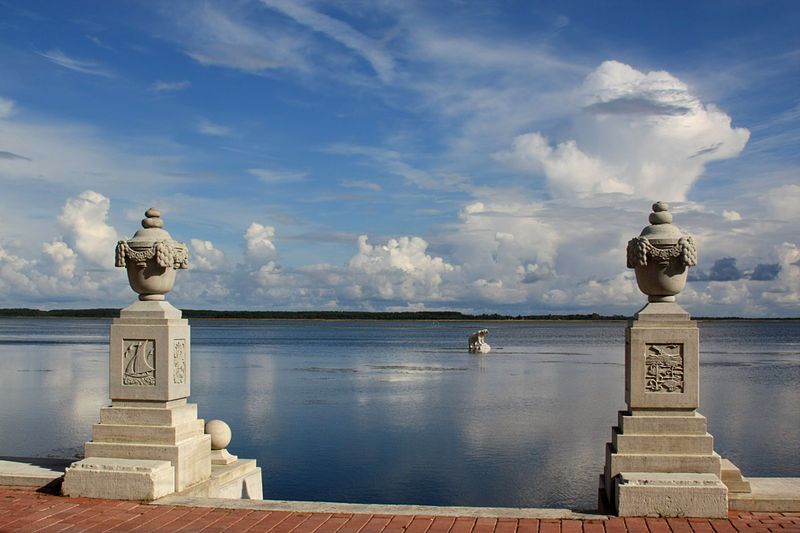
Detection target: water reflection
<box><xmin>0</xmin><ymin>319</ymin><xmax>109</xmax><ymax>458</ymax></box>
<box><xmin>0</xmin><ymin>318</ymin><xmax>797</xmax><ymax>509</ymax></box>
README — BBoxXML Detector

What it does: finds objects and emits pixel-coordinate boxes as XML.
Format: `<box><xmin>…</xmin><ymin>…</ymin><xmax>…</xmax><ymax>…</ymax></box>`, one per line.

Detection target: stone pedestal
<box><xmin>62</xmin><ymin>208</ymin><xmax>262</xmax><ymax>501</ymax></box>
<box><xmin>601</xmin><ymin>302</ymin><xmax>728</xmax><ymax>517</ymax></box>
<box><xmin>63</xmin><ymin>301</ymin><xmax>212</xmax><ymax>498</ymax></box>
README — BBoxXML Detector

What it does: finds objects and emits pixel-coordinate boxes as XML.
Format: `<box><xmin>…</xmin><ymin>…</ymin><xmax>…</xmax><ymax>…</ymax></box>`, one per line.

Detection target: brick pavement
<box><xmin>1</xmin><ymin>487</ymin><xmax>799</xmax><ymax>533</ymax></box>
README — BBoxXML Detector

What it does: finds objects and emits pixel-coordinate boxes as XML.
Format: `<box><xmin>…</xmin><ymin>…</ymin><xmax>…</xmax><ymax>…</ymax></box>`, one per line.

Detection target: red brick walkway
<box><xmin>1</xmin><ymin>487</ymin><xmax>799</xmax><ymax>533</ymax></box>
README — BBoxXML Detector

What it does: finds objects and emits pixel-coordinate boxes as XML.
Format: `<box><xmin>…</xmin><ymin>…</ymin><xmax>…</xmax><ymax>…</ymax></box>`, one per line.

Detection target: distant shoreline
<box><xmin>0</xmin><ymin>308</ymin><xmax>797</xmax><ymax>321</ymax></box>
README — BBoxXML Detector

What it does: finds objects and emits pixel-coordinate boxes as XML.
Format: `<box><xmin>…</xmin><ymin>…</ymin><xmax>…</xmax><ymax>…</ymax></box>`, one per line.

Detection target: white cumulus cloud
<box><xmin>57</xmin><ymin>191</ymin><xmax>119</xmax><ymax>267</ymax></box>
<box><xmin>190</xmin><ymin>239</ymin><xmax>225</xmax><ymax>271</ymax></box>
<box><xmin>348</xmin><ymin>235</ymin><xmax>456</xmax><ymax>301</ymax></box>
<box><xmin>499</xmin><ymin>60</ymin><xmax>750</xmax><ymax>201</ymax></box>
<box><xmin>761</xmin><ymin>184</ymin><xmax>800</xmax><ymax>222</ymax></box>
<box><xmin>722</xmin><ymin>210</ymin><xmax>742</xmax><ymax>221</ymax></box>
<box><xmin>244</xmin><ymin>223</ymin><xmax>277</xmax><ymax>263</ymax></box>
<box><xmin>42</xmin><ymin>241</ymin><xmax>77</xmax><ymax>279</ymax></box>
<box><xmin>0</xmin><ymin>245</ymin><xmax>35</xmax><ymax>295</ymax></box>
<box><xmin>760</xmin><ymin>242</ymin><xmax>800</xmax><ymax>307</ymax></box>
<box><xmin>445</xmin><ymin>201</ymin><xmax>560</xmax><ymax>295</ymax></box>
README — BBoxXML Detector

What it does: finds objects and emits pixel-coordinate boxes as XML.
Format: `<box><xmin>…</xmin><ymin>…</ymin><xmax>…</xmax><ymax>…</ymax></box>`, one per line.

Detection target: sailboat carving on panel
<box><xmin>123</xmin><ymin>340</ymin><xmax>156</xmax><ymax>386</ymax></box>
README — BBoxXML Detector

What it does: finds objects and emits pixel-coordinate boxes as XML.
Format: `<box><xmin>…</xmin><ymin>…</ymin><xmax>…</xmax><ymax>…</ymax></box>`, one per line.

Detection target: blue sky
<box><xmin>0</xmin><ymin>1</ymin><xmax>798</xmax><ymax>315</ymax></box>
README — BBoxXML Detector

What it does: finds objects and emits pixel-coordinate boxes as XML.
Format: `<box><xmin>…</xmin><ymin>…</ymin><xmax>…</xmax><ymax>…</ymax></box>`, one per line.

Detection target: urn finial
<box><xmin>627</xmin><ymin>202</ymin><xmax>697</xmax><ymax>302</ymax></box>
<box><xmin>115</xmin><ymin>208</ymin><xmax>189</xmax><ymax>301</ymax></box>
<box><xmin>142</xmin><ymin>208</ymin><xmax>164</xmax><ymax>228</ymax></box>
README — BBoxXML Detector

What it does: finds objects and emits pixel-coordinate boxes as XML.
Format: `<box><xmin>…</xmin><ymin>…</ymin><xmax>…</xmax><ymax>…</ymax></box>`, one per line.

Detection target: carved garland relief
<box><xmin>644</xmin><ymin>343</ymin><xmax>684</xmax><ymax>393</ymax></box>
<box><xmin>122</xmin><ymin>339</ymin><xmax>156</xmax><ymax>386</ymax></box>
<box><xmin>173</xmin><ymin>339</ymin><xmax>186</xmax><ymax>384</ymax></box>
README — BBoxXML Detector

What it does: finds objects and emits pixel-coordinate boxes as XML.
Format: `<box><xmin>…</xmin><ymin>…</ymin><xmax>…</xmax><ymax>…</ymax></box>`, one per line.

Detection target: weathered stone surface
<box><xmin>728</xmin><ymin>477</ymin><xmax>800</xmax><ymax>511</ymax></box>
<box><xmin>615</xmin><ymin>472</ymin><xmax>728</xmax><ymax>518</ymax></box>
<box><xmin>211</xmin><ymin>449</ymin><xmax>238</xmax><ymax>465</ymax></box>
<box><xmin>64</xmin><ymin>207</ymin><xmax>260</xmax><ymax>501</ymax></box>
<box><xmin>601</xmin><ymin>211</ymin><xmax>728</xmax><ymax>517</ymax></box>
<box><xmin>626</xmin><ymin>203</ymin><xmax>697</xmax><ymax>303</ymax></box>
<box><xmin>613</xmin><ymin>431</ymin><xmax>714</xmax><ymax>455</ymax></box>
<box><xmin>85</xmin><ymin>432</ymin><xmax>211</xmax><ymax>491</ymax></box>
<box><xmin>213</xmin><ymin>464</ymin><xmax>262</xmax><ymax>499</ymax></box>
<box><xmin>115</xmin><ymin>209</ymin><xmax>188</xmax><ymax>301</ymax></box>
<box><xmin>720</xmin><ymin>458</ymin><xmax>751</xmax><ymax>493</ymax></box>
<box><xmin>172</xmin><ymin>459</ymin><xmax>262</xmax><ymax>499</ymax></box>
<box><xmin>206</xmin><ymin>419</ymin><xmax>232</xmax><ymax>450</ymax></box>
<box><xmin>625</xmin><ymin>312</ymin><xmax>699</xmax><ymax>411</ymax></box>
<box><xmin>109</xmin><ymin>310</ymin><xmax>191</xmax><ymax>402</ymax></box>
<box><xmin>100</xmin><ymin>401</ymin><xmax>197</xmax><ymax>426</ymax></box>
<box><xmin>634</xmin><ymin>301</ymin><xmax>690</xmax><ymax>322</ymax></box>
<box><xmin>119</xmin><ymin>300</ymin><xmax>182</xmax><ymax>319</ymax></box>
<box><xmin>62</xmin><ymin>458</ymin><xmax>174</xmax><ymax>500</ymax></box>
<box><xmin>617</xmin><ymin>411</ymin><xmax>707</xmax><ymax>435</ymax></box>
<box><xmin>604</xmin><ymin>444</ymin><xmax>723</xmax><ymax>497</ymax></box>
<box><xmin>92</xmin><ymin>419</ymin><xmax>205</xmax><ymax>445</ymax></box>
<box><xmin>0</xmin><ymin>457</ymin><xmax>71</xmax><ymax>488</ymax></box>
<box><xmin>206</xmin><ymin>419</ymin><xmax>238</xmax><ymax>464</ymax></box>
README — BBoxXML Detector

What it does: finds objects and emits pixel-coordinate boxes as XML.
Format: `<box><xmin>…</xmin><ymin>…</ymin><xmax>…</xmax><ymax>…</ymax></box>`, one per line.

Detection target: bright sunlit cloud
<box><xmin>1</xmin><ymin>2</ymin><xmax>798</xmax><ymax>316</ymax></box>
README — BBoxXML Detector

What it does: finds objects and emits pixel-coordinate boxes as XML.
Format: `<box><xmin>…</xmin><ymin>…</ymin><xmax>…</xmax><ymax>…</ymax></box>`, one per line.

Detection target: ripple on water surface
<box><xmin>0</xmin><ymin>318</ymin><xmax>798</xmax><ymax>509</ymax></box>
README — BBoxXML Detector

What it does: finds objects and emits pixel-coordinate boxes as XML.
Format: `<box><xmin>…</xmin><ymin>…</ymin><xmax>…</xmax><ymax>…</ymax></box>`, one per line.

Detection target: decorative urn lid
<box><xmin>115</xmin><ymin>208</ymin><xmax>188</xmax><ymax>301</ymax></box>
<box><xmin>638</xmin><ymin>201</ymin><xmax>684</xmax><ymax>245</ymax></box>
<box><xmin>128</xmin><ymin>207</ymin><xmax>174</xmax><ymax>244</ymax></box>
<box><xmin>626</xmin><ymin>202</ymin><xmax>697</xmax><ymax>302</ymax></box>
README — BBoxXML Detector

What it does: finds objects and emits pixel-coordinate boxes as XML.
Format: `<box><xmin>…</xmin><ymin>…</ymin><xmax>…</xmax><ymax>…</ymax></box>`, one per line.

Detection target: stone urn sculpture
<box><xmin>115</xmin><ymin>208</ymin><xmax>188</xmax><ymax>300</ymax></box>
<box><xmin>602</xmin><ymin>202</ymin><xmax>730</xmax><ymax>519</ymax></box>
<box><xmin>626</xmin><ymin>202</ymin><xmax>697</xmax><ymax>302</ymax></box>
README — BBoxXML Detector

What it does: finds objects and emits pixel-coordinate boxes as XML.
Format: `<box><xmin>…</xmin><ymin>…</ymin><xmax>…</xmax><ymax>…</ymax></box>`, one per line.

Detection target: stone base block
<box><xmin>615</xmin><ymin>472</ymin><xmax>728</xmax><ymax>518</ymax></box>
<box><xmin>728</xmin><ymin>478</ymin><xmax>800</xmax><ymax>512</ymax></box>
<box><xmin>613</xmin><ymin>430</ymin><xmax>714</xmax><ymax>455</ymax></box>
<box><xmin>172</xmin><ymin>459</ymin><xmax>263</xmax><ymax>500</ymax></box>
<box><xmin>85</xmin><ymin>433</ymin><xmax>211</xmax><ymax>491</ymax></box>
<box><xmin>62</xmin><ymin>458</ymin><xmax>174</xmax><ymax>500</ymax></box>
<box><xmin>211</xmin><ymin>449</ymin><xmax>238</xmax><ymax>465</ymax></box>
<box><xmin>100</xmin><ymin>401</ymin><xmax>197</xmax><ymax>426</ymax></box>
<box><xmin>212</xmin><ymin>463</ymin><xmax>263</xmax><ymax>499</ymax></box>
<box><xmin>92</xmin><ymin>419</ymin><xmax>205</xmax><ymax>445</ymax></box>
<box><xmin>604</xmin><ymin>442</ymin><xmax>722</xmax><ymax>497</ymax></box>
<box><xmin>86</xmin><ymin>401</ymin><xmax>211</xmax><ymax>492</ymax></box>
<box><xmin>720</xmin><ymin>458</ymin><xmax>751</xmax><ymax>493</ymax></box>
<box><xmin>617</xmin><ymin>411</ymin><xmax>708</xmax><ymax>435</ymax></box>
<box><xmin>0</xmin><ymin>457</ymin><xmax>72</xmax><ymax>490</ymax></box>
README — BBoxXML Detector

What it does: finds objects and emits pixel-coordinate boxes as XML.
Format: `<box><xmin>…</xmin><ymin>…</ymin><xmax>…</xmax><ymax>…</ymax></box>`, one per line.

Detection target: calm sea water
<box><xmin>0</xmin><ymin>317</ymin><xmax>798</xmax><ymax>510</ymax></box>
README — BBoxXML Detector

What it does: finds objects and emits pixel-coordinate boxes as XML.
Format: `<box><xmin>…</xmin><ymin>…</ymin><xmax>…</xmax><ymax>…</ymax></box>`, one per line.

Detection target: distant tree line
<box><xmin>0</xmin><ymin>308</ymin><xmax>628</xmax><ymax>320</ymax></box>
<box><xmin>0</xmin><ymin>308</ymin><xmax>795</xmax><ymax>320</ymax></box>
<box><xmin>0</xmin><ymin>308</ymin><xmax>119</xmax><ymax>318</ymax></box>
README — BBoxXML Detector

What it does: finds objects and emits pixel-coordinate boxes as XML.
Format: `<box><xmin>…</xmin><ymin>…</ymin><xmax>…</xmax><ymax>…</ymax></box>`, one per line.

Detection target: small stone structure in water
<box><xmin>62</xmin><ymin>208</ymin><xmax>262</xmax><ymax>501</ymax></box>
<box><xmin>600</xmin><ymin>202</ymin><xmax>750</xmax><ymax>517</ymax></box>
<box><xmin>468</xmin><ymin>329</ymin><xmax>491</xmax><ymax>353</ymax></box>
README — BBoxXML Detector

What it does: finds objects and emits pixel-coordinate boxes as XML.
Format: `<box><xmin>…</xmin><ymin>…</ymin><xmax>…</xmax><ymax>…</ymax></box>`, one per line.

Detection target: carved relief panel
<box><xmin>173</xmin><ymin>339</ymin><xmax>186</xmax><ymax>384</ymax></box>
<box><xmin>122</xmin><ymin>339</ymin><xmax>156</xmax><ymax>386</ymax></box>
<box><xmin>644</xmin><ymin>343</ymin><xmax>684</xmax><ymax>393</ymax></box>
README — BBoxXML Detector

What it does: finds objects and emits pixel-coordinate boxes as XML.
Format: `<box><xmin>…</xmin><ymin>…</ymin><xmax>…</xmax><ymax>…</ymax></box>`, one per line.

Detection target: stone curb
<box><xmin>152</xmin><ymin>495</ymin><xmax>608</xmax><ymax>520</ymax></box>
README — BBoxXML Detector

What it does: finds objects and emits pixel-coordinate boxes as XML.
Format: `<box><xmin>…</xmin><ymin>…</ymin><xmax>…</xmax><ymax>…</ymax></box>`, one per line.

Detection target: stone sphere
<box><xmin>205</xmin><ymin>419</ymin><xmax>232</xmax><ymax>451</ymax></box>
